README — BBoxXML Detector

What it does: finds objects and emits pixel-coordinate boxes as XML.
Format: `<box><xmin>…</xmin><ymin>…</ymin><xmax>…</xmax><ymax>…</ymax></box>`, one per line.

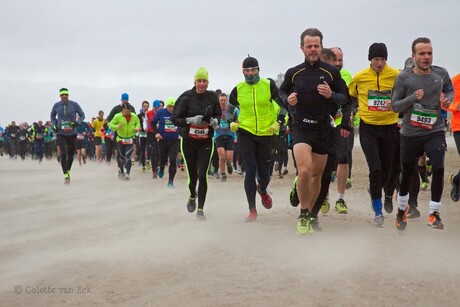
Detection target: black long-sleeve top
<box><xmin>279</xmin><ymin>60</ymin><xmax>349</xmax><ymax>129</ymax></box>
<box><xmin>172</xmin><ymin>87</ymin><xmax>221</xmax><ymax>139</ymax></box>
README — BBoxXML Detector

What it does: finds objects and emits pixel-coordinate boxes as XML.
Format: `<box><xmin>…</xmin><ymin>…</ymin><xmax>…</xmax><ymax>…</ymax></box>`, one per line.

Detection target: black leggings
<box><xmin>138</xmin><ymin>136</ymin><xmax>147</xmax><ymax>167</ymax></box>
<box><xmin>238</xmin><ymin>131</ymin><xmax>273</xmax><ymax>210</ymax></box>
<box><xmin>311</xmin><ymin>153</ymin><xmax>335</xmax><ymax>217</ymax></box>
<box><xmin>399</xmin><ymin>133</ymin><xmax>446</xmax><ymax>203</ymax></box>
<box><xmin>105</xmin><ymin>138</ymin><xmax>114</xmax><ymax>163</ymax></box>
<box><xmin>359</xmin><ymin>121</ymin><xmax>397</xmax><ymax>200</ymax></box>
<box><xmin>117</xmin><ymin>142</ymin><xmax>134</xmax><ymax>174</ymax></box>
<box><xmin>147</xmin><ymin>132</ymin><xmax>159</xmax><ymax>171</ymax></box>
<box><xmin>57</xmin><ymin>134</ymin><xmax>76</xmax><ymax>174</ymax></box>
<box><xmin>181</xmin><ymin>137</ymin><xmax>213</xmax><ymax>209</ymax></box>
<box><xmin>158</xmin><ymin>139</ymin><xmax>179</xmax><ymax>183</ymax></box>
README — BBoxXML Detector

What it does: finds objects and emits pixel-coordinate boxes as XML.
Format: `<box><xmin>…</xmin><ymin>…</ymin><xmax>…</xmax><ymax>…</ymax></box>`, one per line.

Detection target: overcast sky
<box><xmin>1</xmin><ymin>0</ymin><xmax>459</xmax><ymax>125</ymax></box>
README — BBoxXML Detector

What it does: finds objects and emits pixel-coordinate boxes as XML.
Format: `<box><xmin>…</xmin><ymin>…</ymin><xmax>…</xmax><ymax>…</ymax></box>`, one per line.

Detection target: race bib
<box><xmin>35</xmin><ymin>133</ymin><xmax>43</xmax><ymax>140</ymax></box>
<box><xmin>61</xmin><ymin>121</ymin><xmax>73</xmax><ymax>132</ymax></box>
<box><xmin>165</xmin><ymin>119</ymin><xmax>177</xmax><ymax>133</ymax></box>
<box><xmin>121</xmin><ymin>138</ymin><xmax>133</xmax><ymax>145</ymax></box>
<box><xmin>139</xmin><ymin>131</ymin><xmax>147</xmax><ymax>138</ymax></box>
<box><xmin>77</xmin><ymin>133</ymin><xmax>84</xmax><ymax>140</ymax></box>
<box><xmin>19</xmin><ymin>135</ymin><xmax>26</xmax><ymax>141</ymax></box>
<box><xmin>188</xmin><ymin>124</ymin><xmax>209</xmax><ymax>139</ymax></box>
<box><xmin>10</xmin><ymin>133</ymin><xmax>16</xmax><ymax>138</ymax></box>
<box><xmin>367</xmin><ymin>90</ymin><xmax>391</xmax><ymax>111</ymax></box>
<box><xmin>410</xmin><ymin>104</ymin><xmax>437</xmax><ymax>130</ymax></box>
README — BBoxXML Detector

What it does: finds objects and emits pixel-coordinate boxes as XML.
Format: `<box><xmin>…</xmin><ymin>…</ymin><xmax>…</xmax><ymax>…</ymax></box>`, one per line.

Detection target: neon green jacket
<box><xmin>234</xmin><ymin>78</ymin><xmax>277</xmax><ymax>136</ymax></box>
<box><xmin>108</xmin><ymin>112</ymin><xmax>140</xmax><ymax>142</ymax></box>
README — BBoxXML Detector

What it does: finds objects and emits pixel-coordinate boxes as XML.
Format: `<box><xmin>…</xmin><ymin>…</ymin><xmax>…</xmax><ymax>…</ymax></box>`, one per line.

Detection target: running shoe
<box><xmin>335</xmin><ymin>199</ymin><xmax>348</xmax><ymax>214</ymax></box>
<box><xmin>64</xmin><ymin>172</ymin><xmax>70</xmax><ymax>185</ymax></box>
<box><xmin>320</xmin><ymin>197</ymin><xmax>330</xmax><ymax>214</ymax></box>
<box><xmin>450</xmin><ymin>174</ymin><xmax>459</xmax><ymax>202</ymax></box>
<box><xmin>346</xmin><ymin>178</ymin><xmax>352</xmax><ymax>189</ymax></box>
<box><xmin>407</xmin><ymin>205</ymin><xmax>421</xmax><ymax>219</ymax></box>
<box><xmin>118</xmin><ymin>170</ymin><xmax>125</xmax><ymax>180</ymax></box>
<box><xmin>371</xmin><ymin>215</ymin><xmax>384</xmax><ymax>228</ymax></box>
<box><xmin>167</xmin><ymin>182</ymin><xmax>174</xmax><ymax>188</ymax></box>
<box><xmin>179</xmin><ymin>164</ymin><xmax>185</xmax><ymax>171</ymax></box>
<box><xmin>227</xmin><ymin>163</ymin><xmax>233</xmax><ymax>175</ymax></box>
<box><xmin>152</xmin><ymin>171</ymin><xmax>158</xmax><ymax>179</ymax></box>
<box><xmin>289</xmin><ymin>187</ymin><xmax>299</xmax><ymax>207</ymax></box>
<box><xmin>246</xmin><ymin>209</ymin><xmax>258</xmax><ymax>222</ymax></box>
<box><xmin>330</xmin><ymin>171</ymin><xmax>337</xmax><ymax>183</ymax></box>
<box><xmin>426</xmin><ymin>158</ymin><xmax>432</xmax><ymax>176</ymax></box>
<box><xmin>289</xmin><ymin>177</ymin><xmax>299</xmax><ymax>207</ymax></box>
<box><xmin>310</xmin><ymin>216</ymin><xmax>321</xmax><ymax>231</ymax></box>
<box><xmin>220</xmin><ymin>174</ymin><xmax>227</xmax><ymax>182</ymax></box>
<box><xmin>196</xmin><ymin>209</ymin><xmax>206</xmax><ymax>221</ymax></box>
<box><xmin>146</xmin><ymin>161</ymin><xmax>152</xmax><ymax>170</ymax></box>
<box><xmin>420</xmin><ymin>181</ymin><xmax>428</xmax><ymax>191</ymax></box>
<box><xmin>258</xmin><ymin>186</ymin><xmax>272</xmax><ymax>209</ymax></box>
<box><xmin>396</xmin><ymin>207</ymin><xmax>408</xmax><ymax>231</ymax></box>
<box><xmin>187</xmin><ymin>197</ymin><xmax>197</xmax><ymax>213</ymax></box>
<box><xmin>296</xmin><ymin>215</ymin><xmax>313</xmax><ymax>235</ymax></box>
<box><xmin>142</xmin><ymin>167</ymin><xmax>146</xmax><ymax>174</ymax></box>
<box><xmin>124</xmin><ymin>174</ymin><xmax>130</xmax><ymax>181</ymax></box>
<box><xmin>158</xmin><ymin>169</ymin><xmax>164</xmax><ymax>178</ymax></box>
<box><xmin>282</xmin><ymin>167</ymin><xmax>288</xmax><ymax>176</ymax></box>
<box><xmin>427</xmin><ymin>211</ymin><xmax>444</xmax><ymax>229</ymax></box>
<box><xmin>384</xmin><ymin>195</ymin><xmax>393</xmax><ymax>214</ymax></box>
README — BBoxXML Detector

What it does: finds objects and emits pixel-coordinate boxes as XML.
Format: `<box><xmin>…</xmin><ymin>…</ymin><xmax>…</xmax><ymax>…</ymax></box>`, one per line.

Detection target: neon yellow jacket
<box><xmin>349</xmin><ymin>64</ymin><xmax>399</xmax><ymax>125</ymax></box>
<box><xmin>235</xmin><ymin>78</ymin><xmax>276</xmax><ymax>136</ymax></box>
<box><xmin>108</xmin><ymin>112</ymin><xmax>140</xmax><ymax>142</ymax></box>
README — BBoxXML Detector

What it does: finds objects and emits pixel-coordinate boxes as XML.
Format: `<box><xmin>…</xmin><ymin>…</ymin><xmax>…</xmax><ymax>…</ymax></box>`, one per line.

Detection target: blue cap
<box><xmin>121</xmin><ymin>93</ymin><xmax>129</xmax><ymax>101</ymax></box>
<box><xmin>153</xmin><ymin>100</ymin><xmax>161</xmax><ymax>108</ymax></box>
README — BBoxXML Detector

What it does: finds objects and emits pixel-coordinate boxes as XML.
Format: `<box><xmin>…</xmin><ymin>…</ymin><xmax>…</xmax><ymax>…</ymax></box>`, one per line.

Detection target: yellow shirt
<box><xmin>92</xmin><ymin>118</ymin><xmax>105</xmax><ymax>137</ymax></box>
<box><xmin>349</xmin><ymin>64</ymin><xmax>399</xmax><ymax>125</ymax></box>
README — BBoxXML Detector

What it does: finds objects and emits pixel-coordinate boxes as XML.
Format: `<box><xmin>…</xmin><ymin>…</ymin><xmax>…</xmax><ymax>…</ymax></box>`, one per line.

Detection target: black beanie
<box><xmin>242</xmin><ymin>56</ymin><xmax>259</xmax><ymax>69</ymax></box>
<box><xmin>368</xmin><ymin>43</ymin><xmax>388</xmax><ymax>61</ymax></box>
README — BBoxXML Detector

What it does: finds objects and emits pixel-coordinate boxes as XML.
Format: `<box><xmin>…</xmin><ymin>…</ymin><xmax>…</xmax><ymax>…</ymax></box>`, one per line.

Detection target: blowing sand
<box><xmin>1</xmin><ymin>136</ymin><xmax>460</xmax><ymax>306</ymax></box>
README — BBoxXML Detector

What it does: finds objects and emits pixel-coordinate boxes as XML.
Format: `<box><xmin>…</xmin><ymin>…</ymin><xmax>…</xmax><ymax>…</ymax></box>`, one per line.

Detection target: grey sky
<box><xmin>1</xmin><ymin>0</ymin><xmax>459</xmax><ymax>125</ymax></box>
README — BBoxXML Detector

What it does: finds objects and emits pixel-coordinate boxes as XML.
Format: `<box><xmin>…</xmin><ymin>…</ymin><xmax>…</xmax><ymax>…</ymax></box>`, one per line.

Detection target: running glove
<box><xmin>209</xmin><ymin>118</ymin><xmax>219</xmax><ymax>129</ymax></box>
<box><xmin>268</xmin><ymin>122</ymin><xmax>280</xmax><ymax>135</ymax></box>
<box><xmin>186</xmin><ymin>115</ymin><xmax>204</xmax><ymax>125</ymax></box>
<box><xmin>230</xmin><ymin>122</ymin><xmax>239</xmax><ymax>132</ymax></box>
<box><xmin>339</xmin><ymin>118</ymin><xmax>352</xmax><ymax>131</ymax></box>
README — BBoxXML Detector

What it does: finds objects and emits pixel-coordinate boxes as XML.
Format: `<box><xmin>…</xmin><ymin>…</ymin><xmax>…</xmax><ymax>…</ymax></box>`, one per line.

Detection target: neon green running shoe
<box><xmin>296</xmin><ymin>215</ymin><xmax>314</xmax><ymax>235</ymax></box>
<box><xmin>320</xmin><ymin>197</ymin><xmax>330</xmax><ymax>214</ymax></box>
<box><xmin>335</xmin><ymin>199</ymin><xmax>348</xmax><ymax>214</ymax></box>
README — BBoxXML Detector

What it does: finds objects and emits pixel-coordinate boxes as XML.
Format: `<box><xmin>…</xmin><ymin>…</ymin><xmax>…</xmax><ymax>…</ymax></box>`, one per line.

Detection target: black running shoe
<box><xmin>384</xmin><ymin>195</ymin><xmax>393</xmax><ymax>214</ymax></box>
<box><xmin>396</xmin><ymin>208</ymin><xmax>408</xmax><ymax>231</ymax></box>
<box><xmin>450</xmin><ymin>174</ymin><xmax>459</xmax><ymax>202</ymax></box>
<box><xmin>187</xmin><ymin>197</ymin><xmax>197</xmax><ymax>213</ymax></box>
<box><xmin>407</xmin><ymin>205</ymin><xmax>420</xmax><ymax>219</ymax></box>
<box><xmin>289</xmin><ymin>186</ymin><xmax>299</xmax><ymax>207</ymax></box>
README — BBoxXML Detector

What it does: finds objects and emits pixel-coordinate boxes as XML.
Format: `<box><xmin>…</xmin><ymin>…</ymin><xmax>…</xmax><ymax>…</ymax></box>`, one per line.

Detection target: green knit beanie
<box><xmin>194</xmin><ymin>67</ymin><xmax>209</xmax><ymax>82</ymax></box>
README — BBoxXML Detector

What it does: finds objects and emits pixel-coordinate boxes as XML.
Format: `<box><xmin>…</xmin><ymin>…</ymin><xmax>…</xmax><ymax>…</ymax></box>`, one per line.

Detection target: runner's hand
<box><xmin>287</xmin><ymin>93</ymin><xmax>298</xmax><ymax>106</ymax></box>
<box><xmin>268</xmin><ymin>122</ymin><xmax>280</xmax><ymax>135</ymax></box>
<box><xmin>209</xmin><ymin>118</ymin><xmax>219</xmax><ymax>129</ymax></box>
<box><xmin>230</xmin><ymin>122</ymin><xmax>239</xmax><ymax>132</ymax></box>
<box><xmin>186</xmin><ymin>115</ymin><xmax>204</xmax><ymax>125</ymax></box>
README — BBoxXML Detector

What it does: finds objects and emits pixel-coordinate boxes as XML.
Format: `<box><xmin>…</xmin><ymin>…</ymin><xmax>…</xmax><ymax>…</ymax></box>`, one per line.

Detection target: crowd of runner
<box><xmin>2</xmin><ymin>27</ymin><xmax>459</xmax><ymax>235</ymax></box>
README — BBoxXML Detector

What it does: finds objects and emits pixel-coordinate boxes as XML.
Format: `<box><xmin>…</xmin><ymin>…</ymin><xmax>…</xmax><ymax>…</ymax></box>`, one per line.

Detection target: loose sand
<box><xmin>1</xmin><ymin>136</ymin><xmax>460</xmax><ymax>306</ymax></box>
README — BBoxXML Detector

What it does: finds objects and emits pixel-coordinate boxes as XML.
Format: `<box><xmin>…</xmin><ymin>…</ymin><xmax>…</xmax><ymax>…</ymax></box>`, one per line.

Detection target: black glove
<box><xmin>53</xmin><ymin>126</ymin><xmax>58</xmax><ymax>133</ymax></box>
<box><xmin>339</xmin><ymin>118</ymin><xmax>351</xmax><ymax>131</ymax></box>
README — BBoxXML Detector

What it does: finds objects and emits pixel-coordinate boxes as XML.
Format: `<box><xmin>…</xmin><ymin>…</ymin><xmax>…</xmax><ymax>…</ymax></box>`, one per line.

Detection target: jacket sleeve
<box><xmin>391</xmin><ymin>74</ymin><xmax>417</xmax><ymax>113</ymax></box>
<box><xmin>227</xmin><ymin>87</ymin><xmax>239</xmax><ymax>121</ymax></box>
<box><xmin>109</xmin><ymin>115</ymin><xmax>119</xmax><ymax>131</ymax></box>
<box><xmin>172</xmin><ymin>93</ymin><xmax>188</xmax><ymax>127</ymax></box>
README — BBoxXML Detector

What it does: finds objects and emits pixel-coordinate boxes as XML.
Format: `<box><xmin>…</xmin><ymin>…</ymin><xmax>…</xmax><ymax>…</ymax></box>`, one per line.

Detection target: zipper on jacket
<box><xmin>252</xmin><ymin>87</ymin><xmax>258</xmax><ymax>134</ymax></box>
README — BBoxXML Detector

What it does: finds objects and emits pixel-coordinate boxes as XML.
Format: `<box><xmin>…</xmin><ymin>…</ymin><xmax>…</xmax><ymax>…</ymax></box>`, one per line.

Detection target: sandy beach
<box><xmin>1</xmin><ymin>136</ymin><xmax>460</xmax><ymax>306</ymax></box>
